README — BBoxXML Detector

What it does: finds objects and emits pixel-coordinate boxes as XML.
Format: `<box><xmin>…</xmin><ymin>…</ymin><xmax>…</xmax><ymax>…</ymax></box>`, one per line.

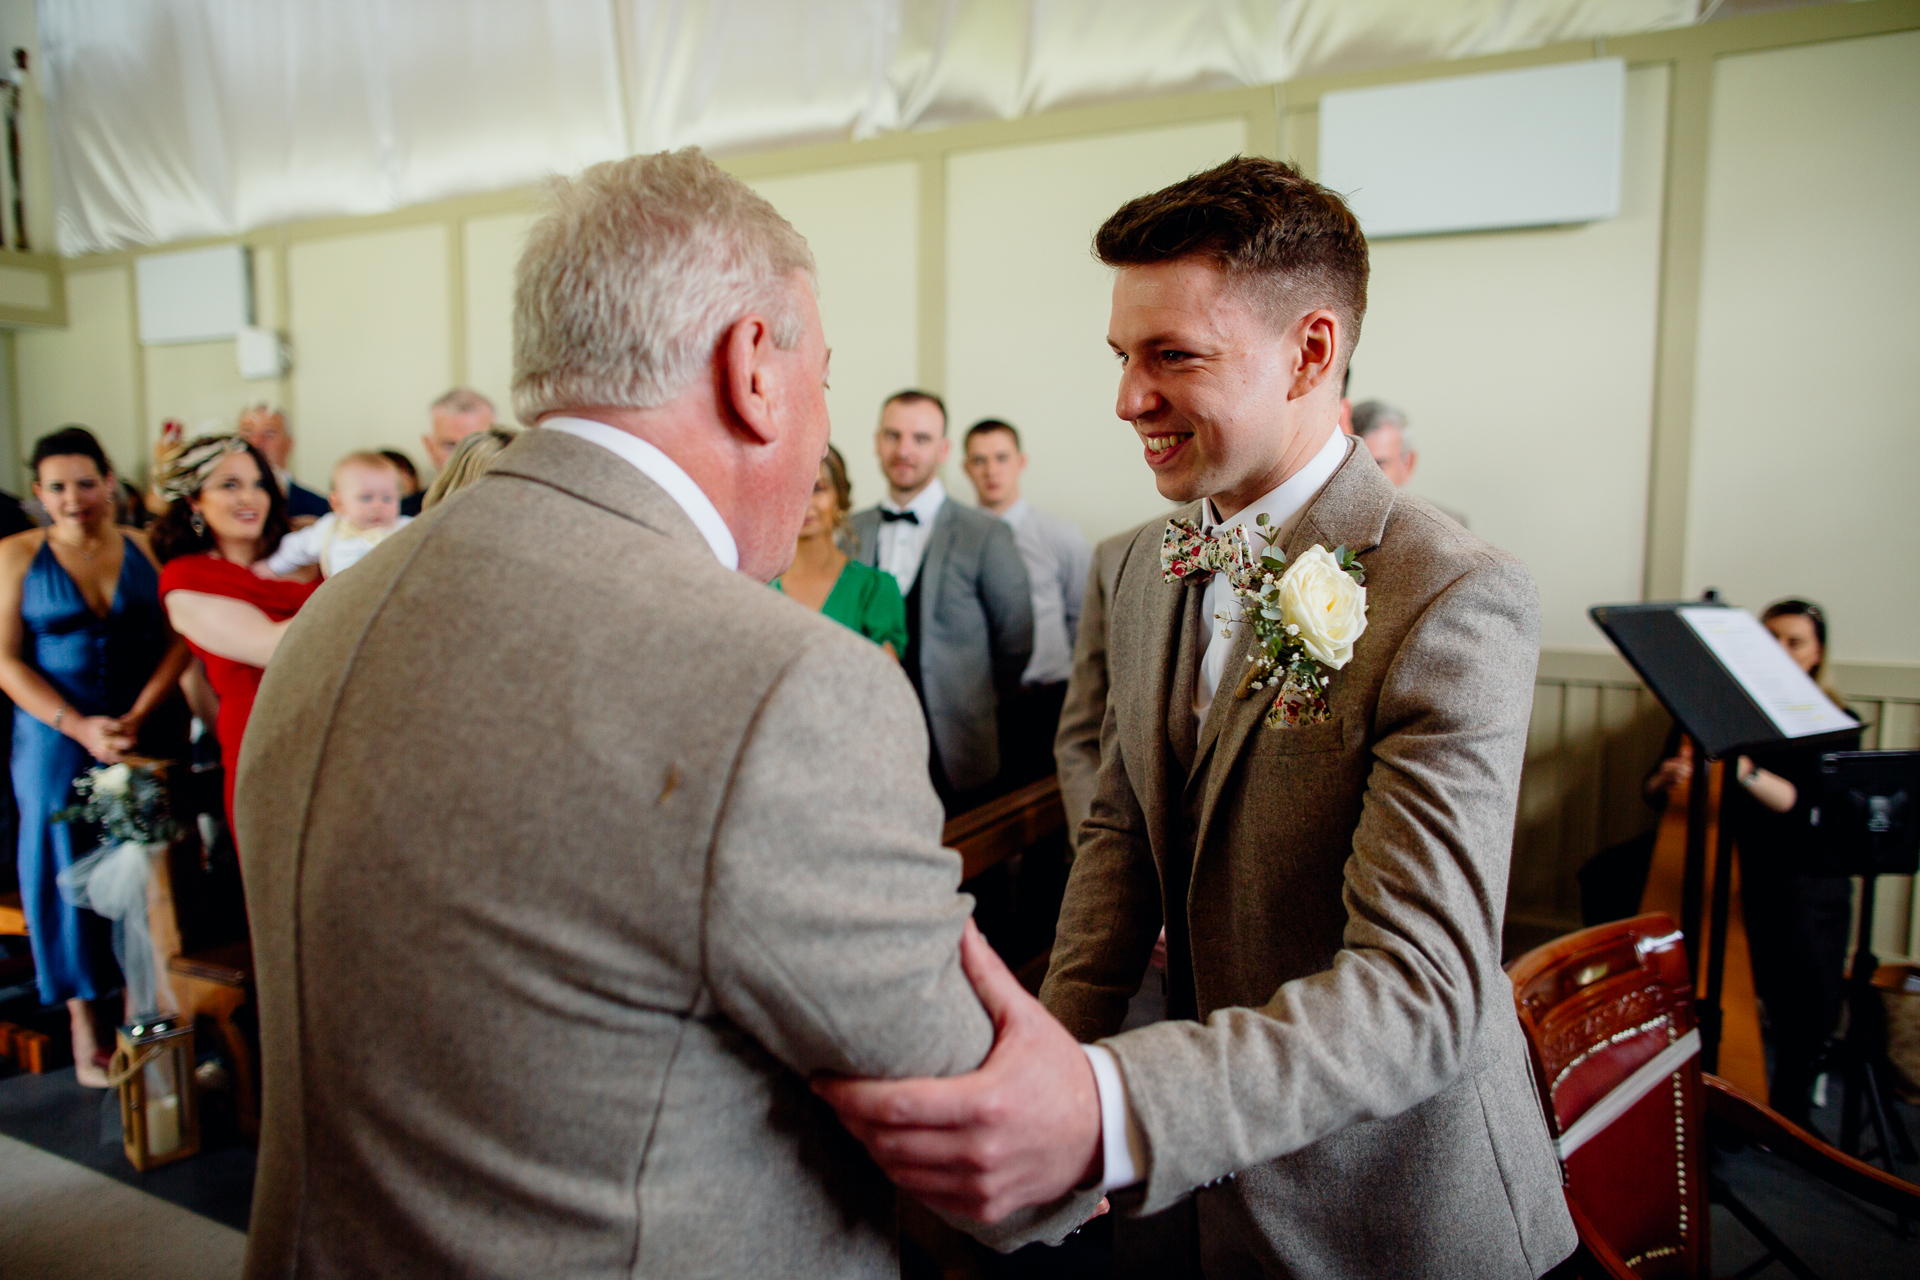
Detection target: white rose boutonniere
<box><xmin>91</xmin><ymin>762</ymin><xmax>134</xmax><ymax>798</ymax></box>
<box><xmin>1233</xmin><ymin>517</ymin><xmax>1369</xmax><ymax>728</ymax></box>
<box><xmin>1276</xmin><ymin>545</ymin><xmax>1367</xmax><ymax>669</ymax></box>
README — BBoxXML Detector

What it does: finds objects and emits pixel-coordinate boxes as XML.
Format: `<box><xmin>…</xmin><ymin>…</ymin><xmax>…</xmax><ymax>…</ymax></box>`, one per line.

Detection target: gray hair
<box><xmin>431</xmin><ymin>387</ymin><xmax>495</xmax><ymax>416</ymax></box>
<box><xmin>1350</xmin><ymin>400</ymin><xmax>1409</xmax><ymax>446</ymax></box>
<box><xmin>511</xmin><ymin>149</ymin><xmax>816</xmax><ymax>424</ymax></box>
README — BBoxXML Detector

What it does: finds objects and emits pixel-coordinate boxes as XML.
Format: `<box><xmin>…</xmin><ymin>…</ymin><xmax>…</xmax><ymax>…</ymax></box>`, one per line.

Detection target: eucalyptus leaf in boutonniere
<box><xmin>1235</xmin><ymin>515</ymin><xmax>1367</xmax><ymax>728</ymax></box>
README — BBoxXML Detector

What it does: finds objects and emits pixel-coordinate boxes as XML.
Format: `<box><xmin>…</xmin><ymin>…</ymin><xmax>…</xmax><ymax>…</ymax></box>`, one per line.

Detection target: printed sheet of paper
<box><xmin>1679</xmin><ymin>606</ymin><xmax>1857</xmax><ymax>739</ymax></box>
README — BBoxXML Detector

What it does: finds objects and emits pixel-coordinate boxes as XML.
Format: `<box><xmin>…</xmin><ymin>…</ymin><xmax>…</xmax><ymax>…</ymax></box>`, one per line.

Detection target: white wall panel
<box><xmin>945</xmin><ymin>118</ymin><xmax>1247</xmax><ymax>544</ymax></box>
<box><xmin>1350</xmin><ymin>66</ymin><xmax>1669</xmax><ymax>652</ymax></box>
<box><xmin>287</xmin><ymin>225</ymin><xmax>450</xmax><ymax>492</ymax></box>
<box><xmin>463</xmin><ymin>211</ymin><xmax>536</xmax><ymax>433</ymax></box>
<box><xmin>749</xmin><ymin>163</ymin><xmax>919</xmax><ymax>516</ymax></box>
<box><xmin>1685</xmin><ymin>32</ymin><xmax>1920</xmax><ymax>666</ymax></box>
<box><xmin>15</xmin><ymin>266</ymin><xmax>139</xmax><ymax>480</ymax></box>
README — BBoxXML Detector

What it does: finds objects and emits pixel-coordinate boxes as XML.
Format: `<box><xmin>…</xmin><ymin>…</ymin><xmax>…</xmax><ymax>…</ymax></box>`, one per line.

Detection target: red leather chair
<box><xmin>1508</xmin><ymin>913</ymin><xmax>1920</xmax><ymax>1279</ymax></box>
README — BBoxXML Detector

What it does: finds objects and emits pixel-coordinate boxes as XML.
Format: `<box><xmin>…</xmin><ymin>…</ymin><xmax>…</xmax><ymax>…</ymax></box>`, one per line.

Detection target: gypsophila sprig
<box><xmin>53</xmin><ymin>762</ymin><xmax>178</xmax><ymax>847</ymax></box>
<box><xmin>1160</xmin><ymin>514</ymin><xmax>1368</xmax><ymax>729</ymax></box>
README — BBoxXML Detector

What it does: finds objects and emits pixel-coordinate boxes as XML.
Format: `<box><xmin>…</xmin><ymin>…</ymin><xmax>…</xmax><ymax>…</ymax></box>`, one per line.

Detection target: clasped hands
<box><xmin>812</xmin><ymin>919</ymin><xmax>1111</xmax><ymax>1226</ymax></box>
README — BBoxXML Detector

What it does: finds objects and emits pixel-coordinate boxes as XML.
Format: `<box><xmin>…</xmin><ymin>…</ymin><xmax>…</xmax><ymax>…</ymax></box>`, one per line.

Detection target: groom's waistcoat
<box><xmin>1041</xmin><ymin>444</ymin><xmax>1577</xmax><ymax>1278</ymax></box>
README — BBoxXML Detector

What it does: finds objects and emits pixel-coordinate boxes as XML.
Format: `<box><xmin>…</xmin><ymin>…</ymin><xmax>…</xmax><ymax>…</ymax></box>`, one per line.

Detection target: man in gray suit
<box><xmin>234</xmin><ymin>150</ymin><xmax>1011</xmax><ymax>1278</ymax></box>
<box><xmin>848</xmin><ymin>392</ymin><xmax>1032</xmax><ymax>812</ymax></box>
<box><xmin>821</xmin><ymin>158</ymin><xmax>1576</xmax><ymax>1277</ymax></box>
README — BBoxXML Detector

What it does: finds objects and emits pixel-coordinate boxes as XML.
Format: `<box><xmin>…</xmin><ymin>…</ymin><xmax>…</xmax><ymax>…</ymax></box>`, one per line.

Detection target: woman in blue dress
<box><xmin>0</xmin><ymin>427</ymin><xmax>190</xmax><ymax>1085</ymax></box>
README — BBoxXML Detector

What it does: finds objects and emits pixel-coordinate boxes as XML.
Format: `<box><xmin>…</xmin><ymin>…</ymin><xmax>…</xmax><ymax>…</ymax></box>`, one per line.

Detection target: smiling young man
<box><xmin>818</xmin><ymin>158</ymin><xmax>1575</xmax><ymax>1277</ymax></box>
<box><xmin>848</xmin><ymin>392</ymin><xmax>1033</xmax><ymax>811</ymax></box>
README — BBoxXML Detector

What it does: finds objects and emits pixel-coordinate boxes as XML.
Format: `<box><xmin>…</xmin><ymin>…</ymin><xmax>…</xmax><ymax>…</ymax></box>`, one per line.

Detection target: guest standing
<box><xmin>152</xmin><ymin>436</ymin><xmax>317</xmax><ymax>836</ymax></box>
<box><xmin>1732</xmin><ymin>598</ymin><xmax>1855</xmax><ymax>1127</ymax></box>
<box><xmin>0</xmin><ymin>427</ymin><xmax>190</xmax><ymax>1086</ymax></box>
<box><xmin>848</xmin><ymin>391</ymin><xmax>1032</xmax><ymax>812</ymax></box>
<box><xmin>236</xmin><ymin>405</ymin><xmax>331</xmax><ymax>521</ymax></box>
<box><xmin>774</xmin><ymin>445</ymin><xmax>906</xmax><ymax>656</ymax></box>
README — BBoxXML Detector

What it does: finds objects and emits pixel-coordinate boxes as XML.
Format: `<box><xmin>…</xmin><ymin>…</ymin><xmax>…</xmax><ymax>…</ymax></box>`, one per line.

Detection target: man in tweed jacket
<box><xmin>820</xmin><ymin>158</ymin><xmax>1576</xmax><ymax>1277</ymax></box>
<box><xmin>236</xmin><ymin>150</ymin><xmax>999</xmax><ymax>1279</ymax></box>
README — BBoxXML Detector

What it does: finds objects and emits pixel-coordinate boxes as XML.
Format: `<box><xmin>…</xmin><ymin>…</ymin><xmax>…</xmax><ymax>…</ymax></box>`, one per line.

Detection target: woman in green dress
<box><xmin>774</xmin><ymin>445</ymin><xmax>907</xmax><ymax>657</ymax></box>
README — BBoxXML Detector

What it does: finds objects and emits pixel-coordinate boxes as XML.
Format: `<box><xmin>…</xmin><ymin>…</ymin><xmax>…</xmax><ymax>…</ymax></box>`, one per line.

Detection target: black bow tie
<box><xmin>879</xmin><ymin>508</ymin><xmax>919</xmax><ymax>525</ymax></box>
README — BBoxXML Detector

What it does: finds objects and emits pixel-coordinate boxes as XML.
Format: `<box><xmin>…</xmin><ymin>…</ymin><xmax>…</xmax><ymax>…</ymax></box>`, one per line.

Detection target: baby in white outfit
<box><xmin>265</xmin><ymin>451</ymin><xmax>411</xmax><ymax>579</ymax></box>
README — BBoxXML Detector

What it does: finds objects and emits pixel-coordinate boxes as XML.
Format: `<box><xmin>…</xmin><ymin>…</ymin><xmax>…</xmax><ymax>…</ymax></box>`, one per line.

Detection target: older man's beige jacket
<box><xmin>235</xmin><ymin>429</ymin><xmax>992</xmax><ymax>1279</ymax></box>
<box><xmin>1034</xmin><ymin>441</ymin><xmax>1577</xmax><ymax>1277</ymax></box>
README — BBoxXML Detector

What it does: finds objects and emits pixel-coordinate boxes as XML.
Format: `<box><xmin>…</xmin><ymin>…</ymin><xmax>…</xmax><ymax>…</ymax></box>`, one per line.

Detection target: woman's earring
<box><xmin>189</xmin><ymin>511</ymin><xmax>206</xmax><ymax>536</ymax></box>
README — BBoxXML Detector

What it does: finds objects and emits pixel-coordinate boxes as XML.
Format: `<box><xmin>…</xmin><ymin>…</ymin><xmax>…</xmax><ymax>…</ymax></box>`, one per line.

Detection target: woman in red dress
<box><xmin>153</xmin><ymin>436</ymin><xmax>319</xmax><ymax>836</ymax></box>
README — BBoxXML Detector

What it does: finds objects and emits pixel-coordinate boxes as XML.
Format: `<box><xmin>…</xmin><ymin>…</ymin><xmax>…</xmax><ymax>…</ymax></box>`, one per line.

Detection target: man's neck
<box><xmin>978</xmin><ymin>491</ymin><xmax>1018</xmax><ymax>517</ymax></box>
<box><xmin>888</xmin><ymin>477</ymin><xmax>938</xmax><ymax>508</ymax></box>
<box><xmin>1210</xmin><ymin>418</ymin><xmax>1338</xmax><ymax>522</ymax></box>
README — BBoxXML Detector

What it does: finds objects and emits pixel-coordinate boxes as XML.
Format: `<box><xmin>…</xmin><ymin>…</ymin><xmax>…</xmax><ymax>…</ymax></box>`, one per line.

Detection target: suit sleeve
<box><xmin>1102</xmin><ymin>559</ymin><xmax>1541</xmax><ymax>1213</ymax></box>
<box><xmin>977</xmin><ymin>518</ymin><xmax>1033</xmax><ymax>695</ymax></box>
<box><xmin>1052</xmin><ymin>552</ymin><xmax>1112</xmax><ymax>853</ymax></box>
<box><xmin>1041</xmin><ymin>702</ymin><xmax>1166</xmax><ymax>1042</ymax></box>
<box><xmin>702</xmin><ymin>631</ymin><xmax>993</xmax><ymax>1079</ymax></box>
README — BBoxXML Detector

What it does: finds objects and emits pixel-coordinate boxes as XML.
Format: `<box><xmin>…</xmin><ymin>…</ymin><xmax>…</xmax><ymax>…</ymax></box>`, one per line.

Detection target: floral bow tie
<box><xmin>1160</xmin><ymin>516</ymin><xmax>1254</xmax><ymax>585</ymax></box>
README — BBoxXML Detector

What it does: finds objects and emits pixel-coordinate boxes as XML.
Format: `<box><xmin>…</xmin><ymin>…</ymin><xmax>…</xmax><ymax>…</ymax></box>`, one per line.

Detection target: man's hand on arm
<box><xmin>812</xmin><ymin>920</ymin><xmax>1107</xmax><ymax>1225</ymax></box>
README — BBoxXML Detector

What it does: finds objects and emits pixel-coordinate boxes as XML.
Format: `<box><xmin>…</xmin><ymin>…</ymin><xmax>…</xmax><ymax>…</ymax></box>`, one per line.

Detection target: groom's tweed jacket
<box><xmin>1035</xmin><ymin>439</ymin><xmax>1577</xmax><ymax>1277</ymax></box>
<box><xmin>234</xmin><ymin>428</ymin><xmax>993</xmax><ymax>1279</ymax></box>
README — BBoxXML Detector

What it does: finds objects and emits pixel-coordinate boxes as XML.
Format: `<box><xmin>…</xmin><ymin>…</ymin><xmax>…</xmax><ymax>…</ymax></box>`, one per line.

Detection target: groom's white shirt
<box><xmin>1083</xmin><ymin>424</ymin><xmax>1352</xmax><ymax>1193</ymax></box>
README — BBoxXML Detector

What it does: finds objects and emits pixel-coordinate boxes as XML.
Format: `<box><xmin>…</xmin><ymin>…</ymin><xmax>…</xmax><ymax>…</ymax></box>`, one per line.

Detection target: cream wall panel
<box><xmin>1685</xmin><ymin>32</ymin><xmax>1920</xmax><ymax>666</ymax></box>
<box><xmin>15</xmin><ymin>267</ymin><xmax>138</xmax><ymax>479</ymax></box>
<box><xmin>144</xmin><ymin>341</ymin><xmax>255</xmax><ymax>444</ymax></box>
<box><xmin>945</xmin><ymin>119</ymin><xmax>1248</xmax><ymax>542</ymax></box>
<box><xmin>749</xmin><ymin>163</ymin><xmax>919</xmax><ymax>517</ymax></box>
<box><xmin>463</xmin><ymin>211</ymin><xmax>536</xmax><ymax>435</ymax></box>
<box><xmin>287</xmin><ymin>225</ymin><xmax>452</xmax><ymax>493</ymax></box>
<box><xmin>1350</xmin><ymin>65</ymin><xmax>1668</xmax><ymax>652</ymax></box>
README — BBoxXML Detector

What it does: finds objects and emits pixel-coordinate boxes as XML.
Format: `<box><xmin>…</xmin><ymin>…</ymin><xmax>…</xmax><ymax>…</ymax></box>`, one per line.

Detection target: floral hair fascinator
<box><xmin>157</xmin><ymin>434</ymin><xmax>251</xmax><ymax>504</ymax></box>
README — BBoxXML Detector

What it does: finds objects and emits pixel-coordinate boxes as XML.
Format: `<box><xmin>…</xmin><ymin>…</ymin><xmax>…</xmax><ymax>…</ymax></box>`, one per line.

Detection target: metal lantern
<box><xmin>110</xmin><ymin>1016</ymin><xmax>200</xmax><ymax>1171</ymax></box>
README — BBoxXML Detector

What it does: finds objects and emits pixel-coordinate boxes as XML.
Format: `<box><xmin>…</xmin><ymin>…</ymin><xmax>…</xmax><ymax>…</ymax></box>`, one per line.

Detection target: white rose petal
<box><xmin>1275</xmin><ymin>545</ymin><xmax>1367</xmax><ymax>670</ymax></box>
<box><xmin>93</xmin><ymin>763</ymin><xmax>133</xmax><ymax>797</ymax></box>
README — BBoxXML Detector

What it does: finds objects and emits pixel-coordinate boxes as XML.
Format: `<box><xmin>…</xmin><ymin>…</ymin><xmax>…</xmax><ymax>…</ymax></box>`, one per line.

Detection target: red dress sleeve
<box><xmin>159</xmin><ymin>553</ymin><xmax>319</xmax><ymax>621</ymax></box>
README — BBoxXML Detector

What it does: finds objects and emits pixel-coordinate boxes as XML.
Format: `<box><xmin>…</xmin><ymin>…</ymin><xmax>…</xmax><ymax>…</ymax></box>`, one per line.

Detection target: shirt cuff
<box><xmin>1081</xmin><ymin>1043</ymin><xmax>1147</xmax><ymax>1192</ymax></box>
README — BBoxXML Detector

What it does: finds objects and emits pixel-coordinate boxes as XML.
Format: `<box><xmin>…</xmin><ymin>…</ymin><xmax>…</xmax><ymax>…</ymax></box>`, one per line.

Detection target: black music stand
<box><xmin>1589</xmin><ymin>600</ymin><xmax>1861</xmax><ymax>1074</ymax></box>
<box><xmin>1813</xmin><ymin>750</ymin><xmax>1920</xmax><ymax>1181</ymax></box>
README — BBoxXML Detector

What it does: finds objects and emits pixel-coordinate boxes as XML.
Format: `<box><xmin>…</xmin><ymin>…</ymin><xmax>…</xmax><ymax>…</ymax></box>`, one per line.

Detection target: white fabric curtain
<box><xmin>37</xmin><ymin>0</ymin><xmax>1696</xmax><ymax>255</ymax></box>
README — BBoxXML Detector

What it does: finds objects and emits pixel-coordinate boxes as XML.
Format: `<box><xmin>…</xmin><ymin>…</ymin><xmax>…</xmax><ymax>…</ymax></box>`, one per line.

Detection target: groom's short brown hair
<box><xmin>1094</xmin><ymin>156</ymin><xmax>1369</xmax><ymax>368</ymax></box>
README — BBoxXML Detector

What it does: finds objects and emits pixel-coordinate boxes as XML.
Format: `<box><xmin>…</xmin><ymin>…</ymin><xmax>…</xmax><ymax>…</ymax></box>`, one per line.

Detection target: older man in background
<box><xmin>1350</xmin><ymin>398</ymin><xmax>1469</xmax><ymax>527</ymax></box>
<box><xmin>237</xmin><ymin>404</ymin><xmax>330</xmax><ymax>520</ymax></box>
<box><xmin>235</xmin><ymin>149</ymin><xmax>1011</xmax><ymax>1279</ymax></box>
<box><xmin>406</xmin><ymin>388</ymin><xmax>498</xmax><ymax>514</ymax></box>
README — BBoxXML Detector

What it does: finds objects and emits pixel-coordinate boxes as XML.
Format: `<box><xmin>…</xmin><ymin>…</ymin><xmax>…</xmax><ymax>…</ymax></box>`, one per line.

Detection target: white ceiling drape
<box><xmin>36</xmin><ymin>0</ymin><xmax>1697</xmax><ymax>256</ymax></box>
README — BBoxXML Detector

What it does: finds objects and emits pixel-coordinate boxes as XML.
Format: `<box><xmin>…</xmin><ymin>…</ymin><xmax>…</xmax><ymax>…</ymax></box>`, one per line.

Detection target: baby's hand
<box><xmin>251</xmin><ymin>560</ymin><xmax>279</xmax><ymax>579</ymax></box>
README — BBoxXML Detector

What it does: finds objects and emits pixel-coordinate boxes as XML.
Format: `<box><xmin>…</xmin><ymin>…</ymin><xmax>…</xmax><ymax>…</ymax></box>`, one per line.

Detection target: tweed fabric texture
<box><xmin>235</xmin><ymin>428</ymin><xmax>994</xmax><ymax>1279</ymax></box>
<box><xmin>1037</xmin><ymin>444</ymin><xmax>1577</xmax><ymax>1278</ymax></box>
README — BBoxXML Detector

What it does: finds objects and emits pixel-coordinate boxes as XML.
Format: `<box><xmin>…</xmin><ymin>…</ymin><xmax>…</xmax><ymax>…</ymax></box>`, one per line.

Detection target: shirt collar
<box><xmin>540</xmin><ymin>416</ymin><xmax>740</xmax><ymax>570</ymax></box>
<box><xmin>883</xmin><ymin>475</ymin><xmax>947</xmax><ymax>523</ymax></box>
<box><xmin>1202</xmin><ymin>430</ymin><xmax>1351</xmax><ymax>538</ymax></box>
<box><xmin>997</xmin><ymin>497</ymin><xmax>1031</xmax><ymax>529</ymax></box>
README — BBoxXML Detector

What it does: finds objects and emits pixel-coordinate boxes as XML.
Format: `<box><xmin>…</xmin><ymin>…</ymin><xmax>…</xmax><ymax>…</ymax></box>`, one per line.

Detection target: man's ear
<box><xmin>722</xmin><ymin>313</ymin><xmax>781</xmax><ymax>445</ymax></box>
<box><xmin>1402</xmin><ymin>450</ymin><xmax>1417</xmax><ymax>483</ymax></box>
<box><xmin>1289</xmin><ymin>310</ymin><xmax>1340</xmax><ymax>401</ymax></box>
<box><xmin>935</xmin><ymin>435</ymin><xmax>952</xmax><ymax>466</ymax></box>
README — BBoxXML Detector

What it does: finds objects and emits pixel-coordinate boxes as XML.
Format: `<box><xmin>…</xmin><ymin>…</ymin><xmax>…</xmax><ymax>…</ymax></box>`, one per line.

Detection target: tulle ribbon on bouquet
<box><xmin>57</xmin><ymin>841</ymin><xmax>176</xmax><ymax>1019</ymax></box>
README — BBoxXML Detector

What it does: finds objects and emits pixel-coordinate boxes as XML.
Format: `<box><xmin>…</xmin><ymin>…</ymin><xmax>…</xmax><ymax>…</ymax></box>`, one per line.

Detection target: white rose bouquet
<box><xmin>1236</xmin><ymin>516</ymin><xmax>1368</xmax><ymax>728</ymax></box>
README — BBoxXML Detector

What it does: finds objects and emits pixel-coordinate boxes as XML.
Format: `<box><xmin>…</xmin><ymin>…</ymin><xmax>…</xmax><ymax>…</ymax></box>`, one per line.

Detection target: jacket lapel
<box><xmin>918</xmin><ymin>505</ymin><xmax>959</xmax><ymax>639</ymax></box>
<box><xmin>1186</xmin><ymin>440</ymin><xmax>1396</xmax><ymax>836</ymax></box>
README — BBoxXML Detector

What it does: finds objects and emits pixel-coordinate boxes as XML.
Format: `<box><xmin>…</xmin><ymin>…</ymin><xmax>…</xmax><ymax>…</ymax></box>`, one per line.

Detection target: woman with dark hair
<box><xmin>1730</xmin><ymin>597</ymin><xmax>1856</xmax><ymax>1127</ymax></box>
<box><xmin>772</xmin><ymin>444</ymin><xmax>906</xmax><ymax>657</ymax></box>
<box><xmin>153</xmin><ymin>435</ymin><xmax>318</xmax><ymax>838</ymax></box>
<box><xmin>0</xmin><ymin>426</ymin><xmax>191</xmax><ymax>1085</ymax></box>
